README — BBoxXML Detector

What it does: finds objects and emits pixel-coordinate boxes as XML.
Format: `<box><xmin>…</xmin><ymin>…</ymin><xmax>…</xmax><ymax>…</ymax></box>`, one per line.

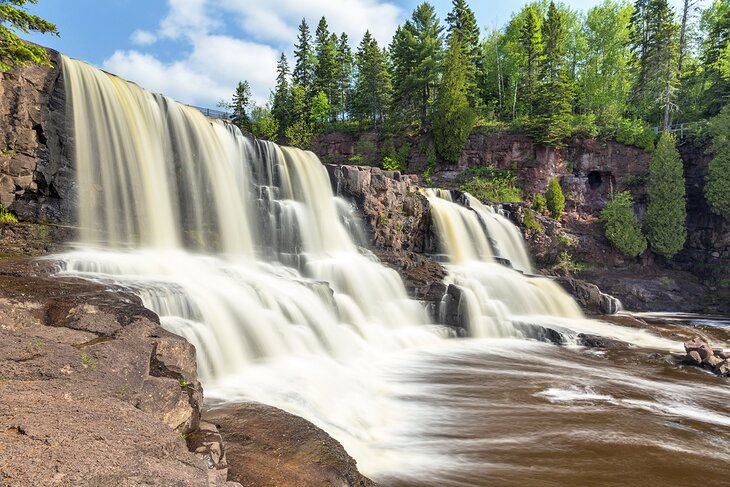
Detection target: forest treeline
<box><xmin>228</xmin><ymin>0</ymin><xmax>729</xmax><ymax>159</ymax></box>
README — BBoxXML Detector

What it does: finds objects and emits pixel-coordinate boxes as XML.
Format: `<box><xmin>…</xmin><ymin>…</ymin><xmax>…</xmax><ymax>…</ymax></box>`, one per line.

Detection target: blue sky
<box><xmin>23</xmin><ymin>0</ymin><xmax>680</xmax><ymax>107</ymax></box>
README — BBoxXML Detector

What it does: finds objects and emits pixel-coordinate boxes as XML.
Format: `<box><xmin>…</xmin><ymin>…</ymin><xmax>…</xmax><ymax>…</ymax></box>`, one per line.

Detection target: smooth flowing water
<box><xmin>56</xmin><ymin>56</ymin><xmax>730</xmax><ymax>485</ymax></box>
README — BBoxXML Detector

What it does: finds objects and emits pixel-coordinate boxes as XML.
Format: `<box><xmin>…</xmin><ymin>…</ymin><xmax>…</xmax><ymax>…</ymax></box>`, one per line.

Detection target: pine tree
<box><xmin>700</xmin><ymin>0</ymin><xmax>730</xmax><ymax>116</ymax></box>
<box><xmin>352</xmin><ymin>31</ymin><xmax>392</xmax><ymax>129</ymax></box>
<box><xmin>446</xmin><ymin>0</ymin><xmax>481</xmax><ymax>111</ymax></box>
<box><xmin>0</xmin><ymin>0</ymin><xmax>58</xmax><ymax>72</ymax></box>
<box><xmin>314</xmin><ymin>17</ymin><xmax>337</xmax><ymax>119</ymax></box>
<box><xmin>601</xmin><ymin>191</ymin><xmax>647</xmax><ymax>257</ymax></box>
<box><xmin>231</xmin><ymin>81</ymin><xmax>252</xmax><ymax>132</ymax></box>
<box><xmin>271</xmin><ymin>53</ymin><xmax>291</xmax><ymax>136</ymax></box>
<box><xmin>545</xmin><ymin>177</ymin><xmax>565</xmax><ymax>219</ymax></box>
<box><xmin>433</xmin><ymin>35</ymin><xmax>476</xmax><ymax>163</ymax></box>
<box><xmin>293</xmin><ymin>18</ymin><xmax>315</xmax><ymax>92</ymax></box>
<box><xmin>334</xmin><ymin>33</ymin><xmax>353</xmax><ymax>121</ymax></box>
<box><xmin>519</xmin><ymin>5</ymin><xmax>543</xmax><ymax>116</ymax></box>
<box><xmin>389</xmin><ymin>3</ymin><xmax>444</xmax><ymax>130</ymax></box>
<box><xmin>646</xmin><ymin>131</ymin><xmax>687</xmax><ymax>257</ymax></box>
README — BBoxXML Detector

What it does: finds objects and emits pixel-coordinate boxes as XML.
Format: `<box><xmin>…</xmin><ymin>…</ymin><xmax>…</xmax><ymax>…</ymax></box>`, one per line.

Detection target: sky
<box><xmin>22</xmin><ymin>0</ymin><xmax>677</xmax><ymax>108</ymax></box>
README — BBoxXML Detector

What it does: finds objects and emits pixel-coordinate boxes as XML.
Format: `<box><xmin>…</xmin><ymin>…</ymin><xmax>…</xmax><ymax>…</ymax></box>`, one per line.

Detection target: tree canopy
<box><xmin>0</xmin><ymin>0</ymin><xmax>58</xmax><ymax>72</ymax></box>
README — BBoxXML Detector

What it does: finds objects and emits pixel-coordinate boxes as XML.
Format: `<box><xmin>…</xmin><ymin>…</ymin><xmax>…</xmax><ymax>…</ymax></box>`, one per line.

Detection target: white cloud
<box><xmin>130</xmin><ymin>30</ymin><xmax>157</xmax><ymax>46</ymax></box>
<box><xmin>103</xmin><ymin>0</ymin><xmax>402</xmax><ymax>108</ymax></box>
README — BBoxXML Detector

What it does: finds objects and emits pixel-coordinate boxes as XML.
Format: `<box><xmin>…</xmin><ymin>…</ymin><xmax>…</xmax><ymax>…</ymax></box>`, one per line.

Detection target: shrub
<box><xmin>0</xmin><ymin>204</ymin><xmax>18</xmax><ymax>224</ymax></box>
<box><xmin>532</xmin><ymin>193</ymin><xmax>547</xmax><ymax>213</ymax></box>
<box><xmin>381</xmin><ymin>139</ymin><xmax>410</xmax><ymax>172</ymax></box>
<box><xmin>545</xmin><ymin>177</ymin><xmax>565</xmax><ymax>219</ymax></box>
<box><xmin>458</xmin><ymin>166</ymin><xmax>522</xmax><ymax>204</ymax></box>
<box><xmin>705</xmin><ymin>105</ymin><xmax>730</xmax><ymax>219</ymax></box>
<box><xmin>645</xmin><ymin>131</ymin><xmax>687</xmax><ymax>258</ymax></box>
<box><xmin>284</xmin><ymin>119</ymin><xmax>313</xmax><ymax>149</ymax></box>
<box><xmin>608</xmin><ymin>118</ymin><xmax>656</xmax><ymax>151</ymax></box>
<box><xmin>569</xmin><ymin>113</ymin><xmax>598</xmax><ymax>138</ymax></box>
<box><xmin>523</xmin><ymin>209</ymin><xmax>544</xmax><ymax>234</ymax></box>
<box><xmin>382</xmin><ymin>156</ymin><xmax>401</xmax><ymax>172</ymax></box>
<box><xmin>600</xmin><ymin>192</ymin><xmax>647</xmax><ymax>257</ymax></box>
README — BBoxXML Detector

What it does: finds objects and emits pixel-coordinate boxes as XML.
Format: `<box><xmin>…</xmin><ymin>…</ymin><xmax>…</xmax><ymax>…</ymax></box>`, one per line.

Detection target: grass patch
<box><xmin>458</xmin><ymin>166</ymin><xmax>522</xmax><ymax>204</ymax></box>
<box><xmin>0</xmin><ymin>204</ymin><xmax>18</xmax><ymax>224</ymax></box>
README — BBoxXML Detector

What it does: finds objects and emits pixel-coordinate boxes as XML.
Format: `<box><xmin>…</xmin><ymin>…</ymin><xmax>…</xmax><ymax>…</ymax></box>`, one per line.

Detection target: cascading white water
<box><xmin>423</xmin><ymin>189</ymin><xmax>679</xmax><ymax>347</ymax></box>
<box><xmin>54</xmin><ymin>56</ymin><xmax>693</xmax><ymax>483</ymax></box>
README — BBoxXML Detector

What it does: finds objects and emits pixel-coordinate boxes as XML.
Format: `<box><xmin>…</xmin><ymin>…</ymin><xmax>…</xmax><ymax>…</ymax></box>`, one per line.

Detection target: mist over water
<box><xmin>57</xmin><ymin>56</ymin><xmax>730</xmax><ymax>485</ymax></box>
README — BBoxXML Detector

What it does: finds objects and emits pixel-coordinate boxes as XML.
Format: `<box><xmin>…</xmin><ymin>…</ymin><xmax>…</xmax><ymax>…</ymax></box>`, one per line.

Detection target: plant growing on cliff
<box><xmin>600</xmin><ymin>191</ymin><xmax>647</xmax><ymax>257</ymax></box>
<box><xmin>285</xmin><ymin>119</ymin><xmax>313</xmax><ymax>149</ymax></box>
<box><xmin>0</xmin><ymin>0</ymin><xmax>58</xmax><ymax>72</ymax></box>
<box><xmin>645</xmin><ymin>131</ymin><xmax>687</xmax><ymax>258</ymax></box>
<box><xmin>531</xmin><ymin>193</ymin><xmax>547</xmax><ymax>213</ymax></box>
<box><xmin>0</xmin><ymin>204</ymin><xmax>18</xmax><ymax>223</ymax></box>
<box><xmin>459</xmin><ymin>166</ymin><xmax>522</xmax><ymax>203</ymax></box>
<box><xmin>545</xmin><ymin>177</ymin><xmax>565</xmax><ymax>219</ymax></box>
<box><xmin>705</xmin><ymin>105</ymin><xmax>730</xmax><ymax>220</ymax></box>
<box><xmin>433</xmin><ymin>34</ymin><xmax>476</xmax><ymax>163</ymax></box>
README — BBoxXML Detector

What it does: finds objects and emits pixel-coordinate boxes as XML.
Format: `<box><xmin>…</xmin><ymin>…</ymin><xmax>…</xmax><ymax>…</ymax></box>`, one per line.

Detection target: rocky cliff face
<box><xmin>0</xmin><ymin>48</ymin><xmax>74</xmax><ymax>224</ymax></box>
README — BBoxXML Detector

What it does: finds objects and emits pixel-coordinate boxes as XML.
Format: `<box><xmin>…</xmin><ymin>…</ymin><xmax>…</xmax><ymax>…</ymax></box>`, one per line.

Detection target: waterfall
<box><xmin>55</xmin><ymin>56</ymin><xmax>683</xmax><ymax>480</ymax></box>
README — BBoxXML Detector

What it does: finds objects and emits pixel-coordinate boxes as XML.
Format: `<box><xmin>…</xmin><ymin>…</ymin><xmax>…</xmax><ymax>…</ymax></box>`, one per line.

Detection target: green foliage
<box><xmin>80</xmin><ymin>352</ymin><xmax>96</xmax><ymax>369</ymax></box>
<box><xmin>285</xmin><ymin>119</ymin><xmax>314</xmax><ymax>149</ymax></box>
<box><xmin>271</xmin><ymin>53</ymin><xmax>291</xmax><ymax>135</ymax></box>
<box><xmin>293</xmin><ymin>18</ymin><xmax>315</xmax><ymax>91</ymax></box>
<box><xmin>557</xmin><ymin>232</ymin><xmax>573</xmax><ymax>247</ymax></box>
<box><xmin>601</xmin><ymin>118</ymin><xmax>657</xmax><ymax>151</ymax></box>
<box><xmin>531</xmin><ymin>193</ymin><xmax>547</xmax><ymax>213</ymax></box>
<box><xmin>523</xmin><ymin>208</ymin><xmax>544</xmax><ymax>234</ymax></box>
<box><xmin>705</xmin><ymin>105</ymin><xmax>730</xmax><ymax>219</ymax></box>
<box><xmin>309</xmin><ymin>91</ymin><xmax>331</xmax><ymax>127</ymax></box>
<box><xmin>645</xmin><ymin>131</ymin><xmax>687</xmax><ymax>257</ymax></box>
<box><xmin>446</xmin><ymin>0</ymin><xmax>481</xmax><ymax>111</ymax></box>
<box><xmin>459</xmin><ymin>166</ymin><xmax>522</xmax><ymax>203</ymax></box>
<box><xmin>0</xmin><ymin>204</ymin><xmax>18</xmax><ymax>223</ymax></box>
<box><xmin>230</xmin><ymin>81</ymin><xmax>252</xmax><ymax>131</ymax></box>
<box><xmin>545</xmin><ymin>176</ymin><xmax>565</xmax><ymax>219</ymax></box>
<box><xmin>352</xmin><ymin>31</ymin><xmax>391</xmax><ymax>129</ymax></box>
<box><xmin>0</xmin><ymin>0</ymin><xmax>58</xmax><ymax>72</ymax></box>
<box><xmin>433</xmin><ymin>35</ymin><xmax>477</xmax><ymax>162</ymax></box>
<box><xmin>381</xmin><ymin>139</ymin><xmax>410</xmax><ymax>171</ymax></box>
<box><xmin>569</xmin><ymin>114</ymin><xmax>598</xmax><ymax>139</ymax></box>
<box><xmin>250</xmin><ymin>105</ymin><xmax>279</xmax><ymax>141</ymax></box>
<box><xmin>600</xmin><ymin>191</ymin><xmax>647</xmax><ymax>257</ymax></box>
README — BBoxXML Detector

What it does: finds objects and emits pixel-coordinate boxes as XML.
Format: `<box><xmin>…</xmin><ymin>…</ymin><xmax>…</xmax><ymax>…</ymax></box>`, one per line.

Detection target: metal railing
<box><xmin>650</xmin><ymin>121</ymin><xmax>701</xmax><ymax>139</ymax></box>
<box><xmin>191</xmin><ymin>106</ymin><xmax>231</xmax><ymax>120</ymax></box>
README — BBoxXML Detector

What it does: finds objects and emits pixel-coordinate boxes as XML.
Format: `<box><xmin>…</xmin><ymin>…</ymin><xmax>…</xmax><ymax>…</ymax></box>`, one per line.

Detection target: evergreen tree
<box><xmin>446</xmin><ymin>0</ymin><xmax>481</xmax><ymax>111</ymax></box>
<box><xmin>271</xmin><ymin>53</ymin><xmax>291</xmax><ymax>136</ymax></box>
<box><xmin>629</xmin><ymin>0</ymin><xmax>680</xmax><ymax>126</ymax></box>
<box><xmin>535</xmin><ymin>1</ymin><xmax>574</xmax><ymax>145</ymax></box>
<box><xmin>700</xmin><ymin>0</ymin><xmax>730</xmax><ymax>116</ymax></box>
<box><xmin>601</xmin><ymin>191</ymin><xmax>647</xmax><ymax>257</ymax></box>
<box><xmin>0</xmin><ymin>0</ymin><xmax>58</xmax><ymax>71</ymax></box>
<box><xmin>390</xmin><ymin>3</ymin><xmax>444</xmax><ymax>130</ymax></box>
<box><xmin>250</xmin><ymin>104</ymin><xmax>279</xmax><ymax>141</ymax></box>
<box><xmin>231</xmin><ymin>81</ymin><xmax>252</xmax><ymax>132</ymax></box>
<box><xmin>704</xmin><ymin>105</ymin><xmax>730</xmax><ymax>219</ymax></box>
<box><xmin>334</xmin><ymin>33</ymin><xmax>353</xmax><ymax>121</ymax></box>
<box><xmin>545</xmin><ymin>176</ymin><xmax>566</xmax><ymax>219</ymax></box>
<box><xmin>433</xmin><ymin>35</ymin><xmax>477</xmax><ymax>163</ymax></box>
<box><xmin>293</xmin><ymin>18</ymin><xmax>315</xmax><ymax>92</ymax></box>
<box><xmin>352</xmin><ymin>31</ymin><xmax>392</xmax><ymax>129</ymax></box>
<box><xmin>646</xmin><ymin>131</ymin><xmax>687</xmax><ymax>257</ymax></box>
<box><xmin>519</xmin><ymin>5</ymin><xmax>543</xmax><ymax>115</ymax></box>
<box><xmin>314</xmin><ymin>17</ymin><xmax>337</xmax><ymax>119</ymax></box>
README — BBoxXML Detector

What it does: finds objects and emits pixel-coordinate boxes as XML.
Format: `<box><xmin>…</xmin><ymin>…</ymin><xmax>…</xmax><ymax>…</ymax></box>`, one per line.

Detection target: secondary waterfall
<box><xmin>53</xmin><ymin>56</ymin><xmax>699</xmax><ymax>483</ymax></box>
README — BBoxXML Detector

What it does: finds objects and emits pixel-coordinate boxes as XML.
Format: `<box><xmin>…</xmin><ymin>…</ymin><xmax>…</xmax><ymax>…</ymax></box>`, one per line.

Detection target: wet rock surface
<box><xmin>205</xmin><ymin>402</ymin><xmax>377</xmax><ymax>487</ymax></box>
<box><xmin>0</xmin><ymin>258</ymin><xmax>238</xmax><ymax>486</ymax></box>
<box><xmin>683</xmin><ymin>339</ymin><xmax>730</xmax><ymax>377</ymax></box>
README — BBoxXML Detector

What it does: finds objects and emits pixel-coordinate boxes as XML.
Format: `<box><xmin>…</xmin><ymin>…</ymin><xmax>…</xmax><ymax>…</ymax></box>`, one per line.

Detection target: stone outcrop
<box><xmin>0</xmin><ymin>48</ymin><xmax>74</xmax><ymax>224</ymax></box>
<box><xmin>683</xmin><ymin>339</ymin><xmax>730</xmax><ymax>376</ymax></box>
<box><xmin>0</xmin><ymin>258</ymin><xmax>239</xmax><ymax>486</ymax></box>
<box><xmin>205</xmin><ymin>402</ymin><xmax>377</xmax><ymax>487</ymax></box>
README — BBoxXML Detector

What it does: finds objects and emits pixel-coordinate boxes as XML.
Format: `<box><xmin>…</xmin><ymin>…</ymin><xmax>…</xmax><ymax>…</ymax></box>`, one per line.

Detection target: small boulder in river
<box><xmin>683</xmin><ymin>339</ymin><xmax>730</xmax><ymax>377</ymax></box>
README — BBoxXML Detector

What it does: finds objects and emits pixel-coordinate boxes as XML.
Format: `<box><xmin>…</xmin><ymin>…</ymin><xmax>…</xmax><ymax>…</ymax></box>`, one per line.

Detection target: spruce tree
<box><xmin>293</xmin><ymin>18</ymin><xmax>315</xmax><ymax>92</ymax></box>
<box><xmin>545</xmin><ymin>177</ymin><xmax>565</xmax><ymax>219</ymax></box>
<box><xmin>601</xmin><ymin>192</ymin><xmax>647</xmax><ymax>257</ymax></box>
<box><xmin>535</xmin><ymin>1</ymin><xmax>574</xmax><ymax>145</ymax></box>
<box><xmin>389</xmin><ymin>3</ymin><xmax>444</xmax><ymax>130</ymax></box>
<box><xmin>352</xmin><ymin>31</ymin><xmax>392</xmax><ymax>129</ymax></box>
<box><xmin>519</xmin><ymin>5</ymin><xmax>543</xmax><ymax>116</ymax></box>
<box><xmin>446</xmin><ymin>0</ymin><xmax>481</xmax><ymax>111</ymax></box>
<box><xmin>271</xmin><ymin>53</ymin><xmax>291</xmax><ymax>137</ymax></box>
<box><xmin>646</xmin><ymin>131</ymin><xmax>687</xmax><ymax>257</ymax></box>
<box><xmin>700</xmin><ymin>0</ymin><xmax>730</xmax><ymax>116</ymax></box>
<box><xmin>334</xmin><ymin>33</ymin><xmax>353</xmax><ymax>121</ymax></box>
<box><xmin>433</xmin><ymin>35</ymin><xmax>476</xmax><ymax>163</ymax></box>
<box><xmin>314</xmin><ymin>17</ymin><xmax>337</xmax><ymax>119</ymax></box>
<box><xmin>231</xmin><ymin>81</ymin><xmax>252</xmax><ymax>132</ymax></box>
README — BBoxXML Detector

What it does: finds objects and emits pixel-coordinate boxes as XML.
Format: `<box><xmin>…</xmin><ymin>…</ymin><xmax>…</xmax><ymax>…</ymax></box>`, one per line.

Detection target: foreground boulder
<box><xmin>684</xmin><ymin>339</ymin><xmax>730</xmax><ymax>376</ymax></box>
<box><xmin>206</xmin><ymin>402</ymin><xmax>377</xmax><ymax>487</ymax></box>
